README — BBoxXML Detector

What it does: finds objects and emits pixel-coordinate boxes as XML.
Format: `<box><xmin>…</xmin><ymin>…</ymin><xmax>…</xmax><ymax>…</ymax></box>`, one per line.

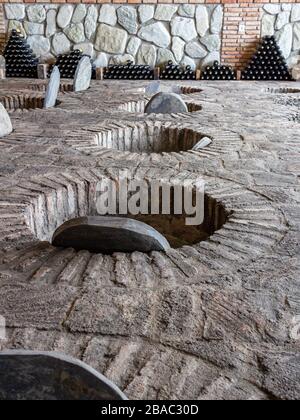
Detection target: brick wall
<box><xmin>222</xmin><ymin>3</ymin><xmax>262</xmax><ymax>70</ymax></box>
<box><xmin>1</xmin><ymin>1</ymin><xmax>300</xmax><ymax>70</ymax></box>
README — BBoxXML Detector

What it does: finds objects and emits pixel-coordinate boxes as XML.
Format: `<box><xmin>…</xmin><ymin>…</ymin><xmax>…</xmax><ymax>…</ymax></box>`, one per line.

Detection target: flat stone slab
<box><xmin>192</xmin><ymin>136</ymin><xmax>212</xmax><ymax>151</ymax></box>
<box><xmin>44</xmin><ymin>66</ymin><xmax>60</xmax><ymax>109</ymax></box>
<box><xmin>0</xmin><ymin>55</ymin><xmax>5</xmax><ymax>69</ymax></box>
<box><xmin>0</xmin><ymin>104</ymin><xmax>13</xmax><ymax>137</ymax></box>
<box><xmin>292</xmin><ymin>64</ymin><xmax>300</xmax><ymax>81</ymax></box>
<box><xmin>73</xmin><ymin>56</ymin><xmax>92</xmax><ymax>93</ymax></box>
<box><xmin>145</xmin><ymin>92</ymin><xmax>188</xmax><ymax>114</ymax></box>
<box><xmin>52</xmin><ymin>216</ymin><xmax>171</xmax><ymax>254</ymax></box>
<box><xmin>0</xmin><ymin>351</ymin><xmax>127</xmax><ymax>400</ymax></box>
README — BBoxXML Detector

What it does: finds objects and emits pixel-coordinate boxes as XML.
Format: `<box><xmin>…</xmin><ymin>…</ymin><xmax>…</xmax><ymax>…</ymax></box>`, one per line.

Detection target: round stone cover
<box><xmin>145</xmin><ymin>92</ymin><xmax>188</xmax><ymax>114</ymax></box>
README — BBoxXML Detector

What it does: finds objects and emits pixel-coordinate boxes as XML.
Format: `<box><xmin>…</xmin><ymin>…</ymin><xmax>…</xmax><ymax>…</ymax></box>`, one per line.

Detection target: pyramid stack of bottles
<box><xmin>104</xmin><ymin>61</ymin><xmax>154</xmax><ymax>80</ymax></box>
<box><xmin>160</xmin><ymin>61</ymin><xmax>196</xmax><ymax>80</ymax></box>
<box><xmin>201</xmin><ymin>61</ymin><xmax>236</xmax><ymax>80</ymax></box>
<box><xmin>242</xmin><ymin>36</ymin><xmax>292</xmax><ymax>81</ymax></box>
<box><xmin>3</xmin><ymin>30</ymin><xmax>38</xmax><ymax>78</ymax></box>
<box><xmin>50</xmin><ymin>50</ymin><xmax>86</xmax><ymax>78</ymax></box>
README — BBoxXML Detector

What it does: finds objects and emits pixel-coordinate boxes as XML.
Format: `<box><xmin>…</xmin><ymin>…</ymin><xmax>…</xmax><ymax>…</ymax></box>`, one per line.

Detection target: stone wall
<box><xmin>262</xmin><ymin>4</ymin><xmax>300</xmax><ymax>67</ymax></box>
<box><xmin>2</xmin><ymin>3</ymin><xmax>223</xmax><ymax>69</ymax></box>
<box><xmin>1</xmin><ymin>2</ymin><xmax>300</xmax><ymax>70</ymax></box>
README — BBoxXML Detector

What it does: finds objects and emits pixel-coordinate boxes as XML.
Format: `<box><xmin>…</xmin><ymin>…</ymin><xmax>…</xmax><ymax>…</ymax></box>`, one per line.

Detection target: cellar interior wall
<box><xmin>0</xmin><ymin>2</ymin><xmax>299</xmax><ymax>70</ymax></box>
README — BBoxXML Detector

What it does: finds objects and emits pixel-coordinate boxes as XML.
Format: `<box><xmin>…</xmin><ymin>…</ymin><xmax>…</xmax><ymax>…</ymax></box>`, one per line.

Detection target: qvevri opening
<box><xmin>93</xmin><ymin>122</ymin><xmax>209</xmax><ymax>154</ymax></box>
<box><xmin>26</xmin><ymin>176</ymin><xmax>228</xmax><ymax>254</ymax></box>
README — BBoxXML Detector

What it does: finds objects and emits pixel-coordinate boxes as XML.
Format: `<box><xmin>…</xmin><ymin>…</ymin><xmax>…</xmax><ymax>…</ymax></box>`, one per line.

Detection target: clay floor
<box><xmin>0</xmin><ymin>79</ymin><xmax>299</xmax><ymax>400</ymax></box>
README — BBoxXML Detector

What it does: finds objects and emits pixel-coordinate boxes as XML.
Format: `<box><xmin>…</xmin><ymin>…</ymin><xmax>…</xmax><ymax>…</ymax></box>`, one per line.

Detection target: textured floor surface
<box><xmin>0</xmin><ymin>79</ymin><xmax>299</xmax><ymax>400</ymax></box>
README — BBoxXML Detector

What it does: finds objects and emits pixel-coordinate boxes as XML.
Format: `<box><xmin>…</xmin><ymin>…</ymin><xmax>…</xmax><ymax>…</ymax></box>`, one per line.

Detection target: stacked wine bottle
<box><xmin>3</xmin><ymin>29</ymin><xmax>38</xmax><ymax>78</ymax></box>
<box><xmin>104</xmin><ymin>61</ymin><xmax>154</xmax><ymax>80</ymax></box>
<box><xmin>201</xmin><ymin>61</ymin><xmax>236</xmax><ymax>80</ymax></box>
<box><xmin>160</xmin><ymin>61</ymin><xmax>196</xmax><ymax>80</ymax></box>
<box><xmin>49</xmin><ymin>50</ymin><xmax>85</xmax><ymax>78</ymax></box>
<box><xmin>241</xmin><ymin>36</ymin><xmax>292</xmax><ymax>81</ymax></box>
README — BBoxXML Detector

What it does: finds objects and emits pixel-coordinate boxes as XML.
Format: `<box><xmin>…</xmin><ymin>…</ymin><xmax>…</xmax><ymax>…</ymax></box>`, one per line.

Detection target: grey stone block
<box><xmin>73</xmin><ymin>56</ymin><xmax>92</xmax><ymax>93</ymax></box>
<box><xmin>0</xmin><ymin>104</ymin><xmax>13</xmax><ymax>137</ymax></box>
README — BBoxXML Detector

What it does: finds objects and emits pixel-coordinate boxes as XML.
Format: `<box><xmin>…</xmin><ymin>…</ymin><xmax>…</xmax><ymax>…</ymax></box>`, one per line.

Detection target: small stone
<box><xmin>263</xmin><ymin>4</ymin><xmax>281</xmax><ymax>15</ymax></box>
<box><xmin>5</xmin><ymin>5</ymin><xmax>25</xmax><ymax>21</ymax></box>
<box><xmin>45</xmin><ymin>5</ymin><xmax>58</xmax><ymax>11</ymax></box>
<box><xmin>145</xmin><ymin>81</ymin><xmax>161</xmax><ymax>97</ymax></box>
<box><xmin>170</xmin><ymin>85</ymin><xmax>182</xmax><ymax>94</ymax></box>
<box><xmin>154</xmin><ymin>5</ymin><xmax>178</xmax><ymax>22</ymax></box>
<box><xmin>157</xmin><ymin>48</ymin><xmax>176</xmax><ymax>67</ymax></box>
<box><xmin>211</xmin><ymin>5</ymin><xmax>223</xmax><ymax>34</ymax></box>
<box><xmin>261</xmin><ymin>14</ymin><xmax>276</xmax><ymax>37</ymax></box>
<box><xmin>137</xmin><ymin>44</ymin><xmax>157</xmax><ymax>67</ymax></box>
<box><xmin>57</xmin><ymin>5</ymin><xmax>73</xmax><ymax>29</ymax></box>
<box><xmin>292</xmin><ymin>63</ymin><xmax>300</xmax><ymax>80</ymax></box>
<box><xmin>192</xmin><ymin>137</ymin><xmax>212</xmax><ymax>151</ymax></box>
<box><xmin>95</xmin><ymin>24</ymin><xmax>128</xmax><ymax>54</ymax></box>
<box><xmin>139</xmin><ymin>22</ymin><xmax>171</xmax><ymax>48</ymax></box>
<box><xmin>8</xmin><ymin>21</ymin><xmax>26</xmax><ymax>38</ymax></box>
<box><xmin>40</xmin><ymin>53</ymin><xmax>56</xmax><ymax>65</ymax></box>
<box><xmin>196</xmin><ymin>5</ymin><xmax>209</xmax><ymax>37</ymax></box>
<box><xmin>293</xmin><ymin>22</ymin><xmax>300</xmax><ymax>51</ymax></box>
<box><xmin>180</xmin><ymin>56</ymin><xmax>196</xmax><ymax>71</ymax></box>
<box><xmin>64</xmin><ymin>23</ymin><xmax>85</xmax><ymax>44</ymax></box>
<box><xmin>145</xmin><ymin>92</ymin><xmax>188</xmax><ymax>114</ymax></box>
<box><xmin>0</xmin><ymin>352</ymin><xmax>126</xmax><ymax>400</ymax></box>
<box><xmin>85</xmin><ymin>5</ymin><xmax>98</xmax><ymax>40</ymax></box>
<box><xmin>275</xmin><ymin>12</ymin><xmax>290</xmax><ymax>31</ymax></box>
<box><xmin>127</xmin><ymin>37</ymin><xmax>142</xmax><ymax>57</ymax></box>
<box><xmin>27</xmin><ymin>35</ymin><xmax>50</xmax><ymax>58</ymax></box>
<box><xmin>27</xmin><ymin>5</ymin><xmax>46</xmax><ymax>24</ymax></box>
<box><xmin>52</xmin><ymin>216</ymin><xmax>170</xmax><ymax>254</ymax></box>
<box><xmin>282</xmin><ymin>5</ymin><xmax>292</xmax><ymax>12</ymax></box>
<box><xmin>109</xmin><ymin>54</ymin><xmax>135</xmax><ymax>65</ymax></box>
<box><xmin>93</xmin><ymin>53</ymin><xmax>108</xmax><ymax>68</ymax></box>
<box><xmin>288</xmin><ymin>52</ymin><xmax>300</xmax><ymax>67</ymax></box>
<box><xmin>24</xmin><ymin>21</ymin><xmax>44</xmax><ymax>36</ymax></box>
<box><xmin>275</xmin><ymin>24</ymin><xmax>293</xmax><ymax>59</ymax></box>
<box><xmin>72</xmin><ymin>4</ymin><xmax>87</xmax><ymax>23</ymax></box>
<box><xmin>200</xmin><ymin>35</ymin><xmax>220</xmax><ymax>52</ymax></box>
<box><xmin>186</xmin><ymin>41</ymin><xmax>207</xmax><ymax>59</ymax></box>
<box><xmin>0</xmin><ymin>56</ymin><xmax>5</xmax><ymax>69</ymax></box>
<box><xmin>291</xmin><ymin>4</ymin><xmax>300</xmax><ymax>22</ymax></box>
<box><xmin>178</xmin><ymin>5</ymin><xmax>195</xmax><ymax>18</ymax></box>
<box><xmin>74</xmin><ymin>56</ymin><xmax>92</xmax><ymax>93</ymax></box>
<box><xmin>99</xmin><ymin>4</ymin><xmax>117</xmax><ymax>26</ymax></box>
<box><xmin>46</xmin><ymin>10</ymin><xmax>57</xmax><ymax>38</ymax></box>
<box><xmin>52</xmin><ymin>32</ymin><xmax>71</xmax><ymax>56</ymax></box>
<box><xmin>201</xmin><ymin>51</ymin><xmax>220</xmax><ymax>68</ymax></box>
<box><xmin>44</xmin><ymin>66</ymin><xmax>60</xmax><ymax>109</ymax></box>
<box><xmin>138</xmin><ymin>5</ymin><xmax>154</xmax><ymax>24</ymax></box>
<box><xmin>171</xmin><ymin>17</ymin><xmax>197</xmax><ymax>42</ymax></box>
<box><xmin>74</xmin><ymin>42</ymin><xmax>94</xmax><ymax>57</ymax></box>
<box><xmin>172</xmin><ymin>37</ymin><xmax>185</xmax><ymax>62</ymax></box>
<box><xmin>117</xmin><ymin>6</ymin><xmax>138</xmax><ymax>35</ymax></box>
<box><xmin>0</xmin><ymin>104</ymin><xmax>12</xmax><ymax>138</ymax></box>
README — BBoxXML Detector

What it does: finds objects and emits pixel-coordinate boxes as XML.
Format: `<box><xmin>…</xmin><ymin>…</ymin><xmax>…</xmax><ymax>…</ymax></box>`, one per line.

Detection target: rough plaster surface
<box><xmin>0</xmin><ymin>78</ymin><xmax>299</xmax><ymax>400</ymax></box>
